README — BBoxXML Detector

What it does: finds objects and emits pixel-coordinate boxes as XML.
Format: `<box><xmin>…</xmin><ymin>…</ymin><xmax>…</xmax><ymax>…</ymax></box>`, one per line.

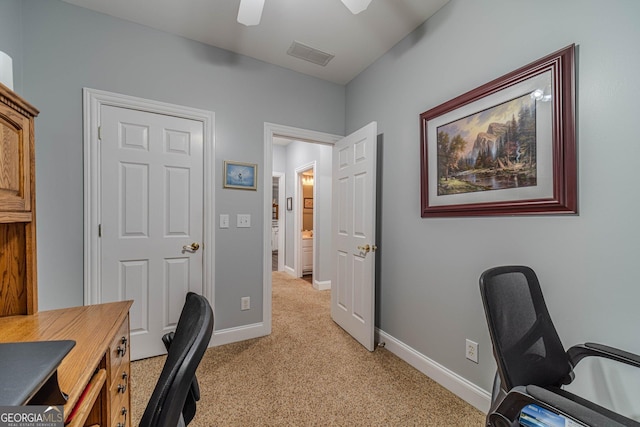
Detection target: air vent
<box><xmin>287</xmin><ymin>41</ymin><xmax>334</xmax><ymax>67</ymax></box>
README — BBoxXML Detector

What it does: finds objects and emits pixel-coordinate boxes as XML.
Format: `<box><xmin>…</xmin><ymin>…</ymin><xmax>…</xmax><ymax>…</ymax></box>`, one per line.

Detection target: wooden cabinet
<box><xmin>271</xmin><ymin>225</ymin><xmax>279</xmax><ymax>252</ymax></box>
<box><xmin>302</xmin><ymin>237</ymin><xmax>313</xmax><ymax>274</ymax></box>
<box><xmin>0</xmin><ymin>82</ymin><xmax>39</xmax><ymax>316</ymax></box>
<box><xmin>0</xmin><ymin>83</ymin><xmax>132</xmax><ymax>426</ymax></box>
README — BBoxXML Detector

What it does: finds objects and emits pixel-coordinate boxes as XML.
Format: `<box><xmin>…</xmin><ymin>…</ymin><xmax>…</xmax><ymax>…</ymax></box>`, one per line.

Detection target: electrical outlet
<box><xmin>466</xmin><ymin>339</ymin><xmax>479</xmax><ymax>363</ymax></box>
<box><xmin>241</xmin><ymin>296</ymin><xmax>250</xmax><ymax>311</ymax></box>
<box><xmin>237</xmin><ymin>214</ymin><xmax>251</xmax><ymax>228</ymax></box>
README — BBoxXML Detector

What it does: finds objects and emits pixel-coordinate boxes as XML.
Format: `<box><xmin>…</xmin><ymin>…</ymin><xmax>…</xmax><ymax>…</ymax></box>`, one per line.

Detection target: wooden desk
<box><xmin>0</xmin><ymin>301</ymin><xmax>132</xmax><ymax>427</ymax></box>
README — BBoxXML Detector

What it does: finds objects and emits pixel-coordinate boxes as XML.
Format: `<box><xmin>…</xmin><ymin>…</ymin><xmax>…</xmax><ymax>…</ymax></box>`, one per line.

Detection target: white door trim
<box><xmin>294</xmin><ymin>161</ymin><xmax>316</xmax><ymax>278</ymax></box>
<box><xmin>83</xmin><ymin>88</ymin><xmax>215</xmax><ymax>307</ymax></box>
<box><xmin>263</xmin><ymin>123</ymin><xmax>342</xmax><ymax>335</ymax></box>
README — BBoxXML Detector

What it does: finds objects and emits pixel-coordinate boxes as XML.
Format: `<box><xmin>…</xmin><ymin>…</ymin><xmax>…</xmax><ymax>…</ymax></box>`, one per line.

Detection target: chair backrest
<box><xmin>139</xmin><ymin>292</ymin><xmax>214</xmax><ymax>427</ymax></box>
<box><xmin>161</xmin><ymin>331</ymin><xmax>201</xmax><ymax>425</ymax></box>
<box><xmin>479</xmin><ymin>266</ymin><xmax>572</xmax><ymax>391</ymax></box>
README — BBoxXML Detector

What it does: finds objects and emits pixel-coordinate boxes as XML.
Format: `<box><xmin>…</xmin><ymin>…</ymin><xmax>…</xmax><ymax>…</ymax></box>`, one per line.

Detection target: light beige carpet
<box><xmin>130</xmin><ymin>272</ymin><xmax>485</xmax><ymax>426</ymax></box>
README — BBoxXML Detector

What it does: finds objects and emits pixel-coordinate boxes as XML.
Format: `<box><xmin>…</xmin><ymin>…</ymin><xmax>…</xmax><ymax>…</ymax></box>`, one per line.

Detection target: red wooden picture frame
<box><xmin>420</xmin><ymin>44</ymin><xmax>576</xmax><ymax>217</ymax></box>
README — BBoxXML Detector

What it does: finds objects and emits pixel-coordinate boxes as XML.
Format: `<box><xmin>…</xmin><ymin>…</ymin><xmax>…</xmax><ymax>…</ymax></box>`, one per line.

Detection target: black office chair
<box><xmin>139</xmin><ymin>292</ymin><xmax>214</xmax><ymax>427</ymax></box>
<box><xmin>479</xmin><ymin>266</ymin><xmax>640</xmax><ymax>427</ymax></box>
<box><xmin>160</xmin><ymin>330</ymin><xmax>202</xmax><ymax>425</ymax></box>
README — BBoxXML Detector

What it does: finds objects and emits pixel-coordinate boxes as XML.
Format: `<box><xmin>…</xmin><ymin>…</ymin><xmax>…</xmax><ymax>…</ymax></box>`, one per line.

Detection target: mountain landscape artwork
<box><xmin>421</xmin><ymin>45</ymin><xmax>576</xmax><ymax>217</ymax></box>
<box><xmin>436</xmin><ymin>94</ymin><xmax>537</xmax><ymax>196</ymax></box>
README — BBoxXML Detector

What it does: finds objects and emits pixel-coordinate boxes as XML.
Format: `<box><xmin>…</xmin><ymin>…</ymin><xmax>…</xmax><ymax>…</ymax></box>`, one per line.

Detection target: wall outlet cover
<box><xmin>466</xmin><ymin>339</ymin><xmax>479</xmax><ymax>363</ymax></box>
<box><xmin>237</xmin><ymin>214</ymin><xmax>251</xmax><ymax>228</ymax></box>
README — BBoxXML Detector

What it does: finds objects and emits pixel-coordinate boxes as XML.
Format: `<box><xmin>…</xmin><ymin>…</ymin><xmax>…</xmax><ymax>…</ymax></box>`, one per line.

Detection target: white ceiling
<box><xmin>60</xmin><ymin>0</ymin><xmax>449</xmax><ymax>85</ymax></box>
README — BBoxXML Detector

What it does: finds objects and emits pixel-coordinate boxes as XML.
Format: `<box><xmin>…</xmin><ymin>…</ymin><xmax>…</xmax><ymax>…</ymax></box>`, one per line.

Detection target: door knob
<box><xmin>358</xmin><ymin>244</ymin><xmax>370</xmax><ymax>253</ymax></box>
<box><xmin>183</xmin><ymin>242</ymin><xmax>200</xmax><ymax>252</ymax></box>
<box><xmin>357</xmin><ymin>244</ymin><xmax>377</xmax><ymax>254</ymax></box>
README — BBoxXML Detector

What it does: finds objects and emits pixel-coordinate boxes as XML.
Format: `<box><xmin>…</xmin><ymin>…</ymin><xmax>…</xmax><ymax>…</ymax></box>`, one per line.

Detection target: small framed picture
<box><xmin>304</xmin><ymin>198</ymin><xmax>313</xmax><ymax>209</ymax></box>
<box><xmin>224</xmin><ymin>161</ymin><xmax>257</xmax><ymax>190</ymax></box>
<box><xmin>286</xmin><ymin>197</ymin><xmax>293</xmax><ymax>211</ymax></box>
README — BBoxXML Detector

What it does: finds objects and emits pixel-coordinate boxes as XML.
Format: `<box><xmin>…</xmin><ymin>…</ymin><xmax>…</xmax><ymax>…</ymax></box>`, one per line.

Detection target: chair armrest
<box><xmin>489</xmin><ymin>385</ymin><xmax>635</xmax><ymax>427</ymax></box>
<box><xmin>567</xmin><ymin>343</ymin><xmax>640</xmax><ymax>368</ymax></box>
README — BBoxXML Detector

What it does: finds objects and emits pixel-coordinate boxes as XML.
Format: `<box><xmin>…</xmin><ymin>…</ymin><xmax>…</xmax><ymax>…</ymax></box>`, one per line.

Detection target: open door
<box><xmin>331</xmin><ymin>122</ymin><xmax>377</xmax><ymax>351</ymax></box>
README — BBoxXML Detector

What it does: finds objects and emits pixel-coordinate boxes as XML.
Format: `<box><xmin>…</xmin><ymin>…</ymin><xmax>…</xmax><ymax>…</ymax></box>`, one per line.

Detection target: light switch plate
<box><xmin>220</xmin><ymin>214</ymin><xmax>229</xmax><ymax>228</ymax></box>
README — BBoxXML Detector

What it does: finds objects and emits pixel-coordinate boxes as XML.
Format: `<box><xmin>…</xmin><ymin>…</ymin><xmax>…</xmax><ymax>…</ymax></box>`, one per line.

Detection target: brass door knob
<box><xmin>182</xmin><ymin>242</ymin><xmax>200</xmax><ymax>252</ymax></box>
<box><xmin>357</xmin><ymin>244</ymin><xmax>377</xmax><ymax>254</ymax></box>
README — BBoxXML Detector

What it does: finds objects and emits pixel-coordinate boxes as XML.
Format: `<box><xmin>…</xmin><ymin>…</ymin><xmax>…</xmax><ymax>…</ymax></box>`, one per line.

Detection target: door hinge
<box><xmin>98</xmin><ymin>126</ymin><xmax>102</xmax><ymax>140</ymax></box>
<box><xmin>98</xmin><ymin>224</ymin><xmax>102</xmax><ymax>237</ymax></box>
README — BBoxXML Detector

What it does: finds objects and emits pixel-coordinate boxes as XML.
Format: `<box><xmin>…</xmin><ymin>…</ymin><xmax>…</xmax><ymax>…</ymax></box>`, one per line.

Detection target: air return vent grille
<box><xmin>286</xmin><ymin>41</ymin><xmax>334</xmax><ymax>67</ymax></box>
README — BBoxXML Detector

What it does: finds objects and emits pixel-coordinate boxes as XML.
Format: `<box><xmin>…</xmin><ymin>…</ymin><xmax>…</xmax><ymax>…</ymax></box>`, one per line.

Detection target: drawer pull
<box><xmin>117</xmin><ymin>336</ymin><xmax>128</xmax><ymax>357</ymax></box>
<box><xmin>122</xmin><ymin>372</ymin><xmax>128</xmax><ymax>382</ymax></box>
<box><xmin>120</xmin><ymin>406</ymin><xmax>128</xmax><ymax>426</ymax></box>
<box><xmin>117</xmin><ymin>383</ymin><xmax>127</xmax><ymax>394</ymax></box>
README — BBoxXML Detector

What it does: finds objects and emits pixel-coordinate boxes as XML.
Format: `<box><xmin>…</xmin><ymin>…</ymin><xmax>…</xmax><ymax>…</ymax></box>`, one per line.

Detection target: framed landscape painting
<box><xmin>420</xmin><ymin>44</ymin><xmax>577</xmax><ymax>217</ymax></box>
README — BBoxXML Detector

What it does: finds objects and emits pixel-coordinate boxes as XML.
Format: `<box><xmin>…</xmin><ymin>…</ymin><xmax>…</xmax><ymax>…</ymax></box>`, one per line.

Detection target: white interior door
<box><xmin>331</xmin><ymin>121</ymin><xmax>377</xmax><ymax>351</ymax></box>
<box><xmin>100</xmin><ymin>105</ymin><xmax>204</xmax><ymax>360</ymax></box>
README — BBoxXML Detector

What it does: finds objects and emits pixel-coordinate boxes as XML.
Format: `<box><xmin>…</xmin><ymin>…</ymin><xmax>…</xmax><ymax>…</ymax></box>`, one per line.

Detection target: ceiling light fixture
<box><xmin>237</xmin><ymin>0</ymin><xmax>265</xmax><ymax>26</ymax></box>
<box><xmin>238</xmin><ymin>0</ymin><xmax>372</xmax><ymax>27</ymax></box>
<box><xmin>339</xmin><ymin>0</ymin><xmax>373</xmax><ymax>14</ymax></box>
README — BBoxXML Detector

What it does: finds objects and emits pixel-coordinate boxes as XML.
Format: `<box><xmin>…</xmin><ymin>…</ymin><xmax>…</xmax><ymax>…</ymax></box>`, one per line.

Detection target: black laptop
<box><xmin>0</xmin><ymin>340</ymin><xmax>76</xmax><ymax>405</ymax></box>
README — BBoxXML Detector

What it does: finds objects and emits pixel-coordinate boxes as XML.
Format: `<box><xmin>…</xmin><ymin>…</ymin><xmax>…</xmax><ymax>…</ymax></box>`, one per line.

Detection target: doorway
<box><xmin>264</xmin><ymin>121</ymin><xmax>379</xmax><ymax>351</ymax></box>
<box><xmin>296</xmin><ymin>164</ymin><xmax>316</xmax><ymax>285</ymax></box>
<box><xmin>262</xmin><ymin>123</ymin><xmax>342</xmax><ymax>336</ymax></box>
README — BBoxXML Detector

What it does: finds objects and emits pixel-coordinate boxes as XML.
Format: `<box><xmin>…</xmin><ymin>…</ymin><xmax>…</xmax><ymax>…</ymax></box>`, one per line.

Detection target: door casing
<box><xmin>83</xmin><ymin>88</ymin><xmax>215</xmax><ymax>308</ymax></box>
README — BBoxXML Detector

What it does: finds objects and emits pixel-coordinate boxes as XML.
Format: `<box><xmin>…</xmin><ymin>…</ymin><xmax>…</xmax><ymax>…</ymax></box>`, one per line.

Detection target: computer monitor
<box><xmin>520</xmin><ymin>404</ymin><xmax>587</xmax><ymax>427</ymax></box>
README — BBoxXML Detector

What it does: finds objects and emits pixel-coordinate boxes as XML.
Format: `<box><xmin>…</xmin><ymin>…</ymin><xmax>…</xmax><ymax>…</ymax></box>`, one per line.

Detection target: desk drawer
<box><xmin>109</xmin><ymin>384</ymin><xmax>130</xmax><ymax>427</ymax></box>
<box><xmin>110</xmin><ymin>363</ymin><xmax>129</xmax><ymax>400</ymax></box>
<box><xmin>109</xmin><ymin>316</ymin><xmax>130</xmax><ymax>382</ymax></box>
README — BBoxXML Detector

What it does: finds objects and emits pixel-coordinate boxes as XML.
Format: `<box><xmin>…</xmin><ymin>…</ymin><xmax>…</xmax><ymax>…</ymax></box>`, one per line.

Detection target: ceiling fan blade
<box><xmin>237</xmin><ymin>0</ymin><xmax>265</xmax><ymax>26</ymax></box>
<box><xmin>340</xmin><ymin>0</ymin><xmax>372</xmax><ymax>14</ymax></box>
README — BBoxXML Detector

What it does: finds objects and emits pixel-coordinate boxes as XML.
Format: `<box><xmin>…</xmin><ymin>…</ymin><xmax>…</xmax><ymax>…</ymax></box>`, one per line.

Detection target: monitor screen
<box><xmin>520</xmin><ymin>404</ymin><xmax>585</xmax><ymax>427</ymax></box>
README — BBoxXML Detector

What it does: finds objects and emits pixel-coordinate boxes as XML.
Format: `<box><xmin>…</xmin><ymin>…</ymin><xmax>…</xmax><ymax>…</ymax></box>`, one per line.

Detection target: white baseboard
<box><xmin>376</xmin><ymin>328</ymin><xmax>491</xmax><ymax>414</ymax></box>
<box><xmin>284</xmin><ymin>265</ymin><xmax>295</xmax><ymax>276</ymax></box>
<box><xmin>212</xmin><ymin>322</ymin><xmax>267</xmax><ymax>347</ymax></box>
<box><xmin>313</xmin><ymin>279</ymin><xmax>331</xmax><ymax>291</ymax></box>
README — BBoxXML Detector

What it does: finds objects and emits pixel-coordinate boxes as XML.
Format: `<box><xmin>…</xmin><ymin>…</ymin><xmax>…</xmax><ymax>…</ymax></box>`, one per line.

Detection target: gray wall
<box><xmin>0</xmin><ymin>0</ymin><xmax>23</xmax><ymax>94</ymax></box>
<box><xmin>346</xmin><ymin>0</ymin><xmax>640</xmax><ymax>411</ymax></box>
<box><xmin>273</xmin><ymin>145</ymin><xmax>287</xmax><ymax>175</ymax></box>
<box><xmin>17</xmin><ymin>0</ymin><xmax>345</xmax><ymax>330</ymax></box>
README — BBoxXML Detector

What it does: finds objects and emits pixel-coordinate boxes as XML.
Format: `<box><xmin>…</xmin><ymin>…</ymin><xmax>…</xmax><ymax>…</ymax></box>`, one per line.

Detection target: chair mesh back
<box><xmin>140</xmin><ymin>292</ymin><xmax>214</xmax><ymax>427</ymax></box>
<box><xmin>480</xmin><ymin>266</ymin><xmax>571</xmax><ymax>390</ymax></box>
